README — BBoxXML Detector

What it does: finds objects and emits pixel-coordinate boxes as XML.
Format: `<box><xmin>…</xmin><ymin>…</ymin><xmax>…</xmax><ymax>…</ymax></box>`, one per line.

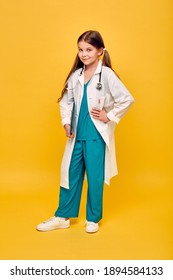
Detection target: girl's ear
<box><xmin>98</xmin><ymin>48</ymin><xmax>104</xmax><ymax>56</ymax></box>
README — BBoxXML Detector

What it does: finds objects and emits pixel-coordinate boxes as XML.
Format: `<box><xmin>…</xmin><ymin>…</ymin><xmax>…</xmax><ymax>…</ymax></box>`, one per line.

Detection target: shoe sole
<box><xmin>86</xmin><ymin>231</ymin><xmax>98</xmax><ymax>233</ymax></box>
<box><xmin>36</xmin><ymin>224</ymin><xmax>70</xmax><ymax>232</ymax></box>
<box><xmin>85</xmin><ymin>228</ymin><xmax>99</xmax><ymax>233</ymax></box>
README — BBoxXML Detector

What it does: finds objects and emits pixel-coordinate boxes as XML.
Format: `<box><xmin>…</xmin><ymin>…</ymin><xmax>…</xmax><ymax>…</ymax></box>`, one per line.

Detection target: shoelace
<box><xmin>43</xmin><ymin>217</ymin><xmax>55</xmax><ymax>224</ymax></box>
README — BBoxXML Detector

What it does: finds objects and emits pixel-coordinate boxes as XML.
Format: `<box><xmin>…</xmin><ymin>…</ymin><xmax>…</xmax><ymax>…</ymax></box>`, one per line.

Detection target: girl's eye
<box><xmin>87</xmin><ymin>49</ymin><xmax>92</xmax><ymax>52</ymax></box>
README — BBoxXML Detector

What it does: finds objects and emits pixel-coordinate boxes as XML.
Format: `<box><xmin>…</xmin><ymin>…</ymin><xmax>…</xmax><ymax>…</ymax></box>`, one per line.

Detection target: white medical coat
<box><xmin>59</xmin><ymin>60</ymin><xmax>134</xmax><ymax>189</ymax></box>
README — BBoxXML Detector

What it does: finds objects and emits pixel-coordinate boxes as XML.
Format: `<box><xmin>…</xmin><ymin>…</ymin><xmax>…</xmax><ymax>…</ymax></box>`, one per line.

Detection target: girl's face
<box><xmin>78</xmin><ymin>41</ymin><xmax>102</xmax><ymax>69</ymax></box>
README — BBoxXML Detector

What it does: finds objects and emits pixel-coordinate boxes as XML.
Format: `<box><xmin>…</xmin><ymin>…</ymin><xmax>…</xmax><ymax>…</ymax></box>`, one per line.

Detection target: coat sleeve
<box><xmin>106</xmin><ymin>70</ymin><xmax>134</xmax><ymax>124</ymax></box>
<box><xmin>59</xmin><ymin>75</ymin><xmax>74</xmax><ymax>127</ymax></box>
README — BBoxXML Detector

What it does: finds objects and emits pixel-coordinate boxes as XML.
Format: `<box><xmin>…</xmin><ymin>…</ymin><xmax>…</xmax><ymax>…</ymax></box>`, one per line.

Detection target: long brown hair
<box><xmin>58</xmin><ymin>30</ymin><xmax>117</xmax><ymax>102</ymax></box>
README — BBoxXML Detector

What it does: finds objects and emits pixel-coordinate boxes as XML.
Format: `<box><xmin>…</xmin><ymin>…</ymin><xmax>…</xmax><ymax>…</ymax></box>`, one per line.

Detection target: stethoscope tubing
<box><xmin>80</xmin><ymin>65</ymin><xmax>102</xmax><ymax>90</ymax></box>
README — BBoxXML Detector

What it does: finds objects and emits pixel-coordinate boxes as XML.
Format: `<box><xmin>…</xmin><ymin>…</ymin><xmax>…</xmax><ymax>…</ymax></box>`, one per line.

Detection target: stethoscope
<box><xmin>79</xmin><ymin>66</ymin><xmax>102</xmax><ymax>90</ymax></box>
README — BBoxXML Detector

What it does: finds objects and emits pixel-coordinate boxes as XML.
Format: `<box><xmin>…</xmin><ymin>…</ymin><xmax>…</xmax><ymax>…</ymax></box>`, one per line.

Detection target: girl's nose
<box><xmin>82</xmin><ymin>51</ymin><xmax>87</xmax><ymax>57</ymax></box>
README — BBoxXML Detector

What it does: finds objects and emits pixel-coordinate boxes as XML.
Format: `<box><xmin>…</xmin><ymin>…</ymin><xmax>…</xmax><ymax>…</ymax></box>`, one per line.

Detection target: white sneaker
<box><xmin>85</xmin><ymin>221</ymin><xmax>99</xmax><ymax>233</ymax></box>
<box><xmin>36</xmin><ymin>217</ymin><xmax>70</xmax><ymax>232</ymax></box>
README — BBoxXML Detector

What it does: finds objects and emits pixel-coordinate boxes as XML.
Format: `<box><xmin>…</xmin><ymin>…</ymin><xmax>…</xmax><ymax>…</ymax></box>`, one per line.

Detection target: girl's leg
<box><xmin>84</xmin><ymin>138</ymin><xmax>105</xmax><ymax>223</ymax></box>
<box><xmin>55</xmin><ymin>140</ymin><xmax>85</xmax><ymax>218</ymax></box>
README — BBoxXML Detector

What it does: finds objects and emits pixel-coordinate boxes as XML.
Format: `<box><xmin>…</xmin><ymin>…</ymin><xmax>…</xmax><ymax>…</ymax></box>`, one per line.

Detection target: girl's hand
<box><xmin>90</xmin><ymin>108</ymin><xmax>110</xmax><ymax>123</ymax></box>
<box><xmin>64</xmin><ymin>124</ymin><xmax>75</xmax><ymax>138</ymax></box>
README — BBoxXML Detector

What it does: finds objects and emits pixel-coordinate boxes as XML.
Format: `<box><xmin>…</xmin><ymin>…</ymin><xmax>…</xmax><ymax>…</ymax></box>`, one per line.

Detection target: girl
<box><xmin>36</xmin><ymin>30</ymin><xmax>134</xmax><ymax>233</ymax></box>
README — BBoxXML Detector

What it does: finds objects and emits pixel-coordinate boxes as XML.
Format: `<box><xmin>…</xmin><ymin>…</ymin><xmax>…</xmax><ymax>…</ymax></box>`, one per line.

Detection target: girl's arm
<box><xmin>106</xmin><ymin>71</ymin><xmax>134</xmax><ymax>124</ymax></box>
<box><xmin>59</xmin><ymin>77</ymin><xmax>75</xmax><ymax>137</ymax></box>
<box><xmin>91</xmin><ymin>70</ymin><xmax>134</xmax><ymax>124</ymax></box>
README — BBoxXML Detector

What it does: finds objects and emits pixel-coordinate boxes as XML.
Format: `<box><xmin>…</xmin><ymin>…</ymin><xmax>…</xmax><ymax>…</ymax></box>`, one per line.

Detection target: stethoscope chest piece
<box><xmin>96</xmin><ymin>82</ymin><xmax>102</xmax><ymax>90</ymax></box>
<box><xmin>96</xmin><ymin>70</ymin><xmax>102</xmax><ymax>90</ymax></box>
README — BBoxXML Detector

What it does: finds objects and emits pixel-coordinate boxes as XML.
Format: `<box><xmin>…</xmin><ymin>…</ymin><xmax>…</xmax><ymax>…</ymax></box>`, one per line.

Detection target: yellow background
<box><xmin>0</xmin><ymin>0</ymin><xmax>172</xmax><ymax>259</ymax></box>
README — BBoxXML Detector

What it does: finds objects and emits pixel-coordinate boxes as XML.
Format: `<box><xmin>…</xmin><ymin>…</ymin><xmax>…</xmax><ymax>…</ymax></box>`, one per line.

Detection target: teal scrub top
<box><xmin>76</xmin><ymin>81</ymin><xmax>102</xmax><ymax>141</ymax></box>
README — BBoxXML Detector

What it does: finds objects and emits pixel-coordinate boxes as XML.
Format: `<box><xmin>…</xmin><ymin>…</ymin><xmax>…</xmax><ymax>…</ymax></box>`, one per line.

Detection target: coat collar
<box><xmin>94</xmin><ymin>59</ymin><xmax>102</xmax><ymax>74</ymax></box>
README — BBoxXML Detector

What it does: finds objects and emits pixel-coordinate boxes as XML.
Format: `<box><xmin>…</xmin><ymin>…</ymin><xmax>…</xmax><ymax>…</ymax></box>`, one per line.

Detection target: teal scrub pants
<box><xmin>55</xmin><ymin>138</ymin><xmax>105</xmax><ymax>223</ymax></box>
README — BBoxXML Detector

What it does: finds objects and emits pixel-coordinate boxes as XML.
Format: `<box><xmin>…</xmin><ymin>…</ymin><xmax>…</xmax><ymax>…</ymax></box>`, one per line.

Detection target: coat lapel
<box><xmin>78</xmin><ymin>73</ymin><xmax>84</xmax><ymax>86</ymax></box>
